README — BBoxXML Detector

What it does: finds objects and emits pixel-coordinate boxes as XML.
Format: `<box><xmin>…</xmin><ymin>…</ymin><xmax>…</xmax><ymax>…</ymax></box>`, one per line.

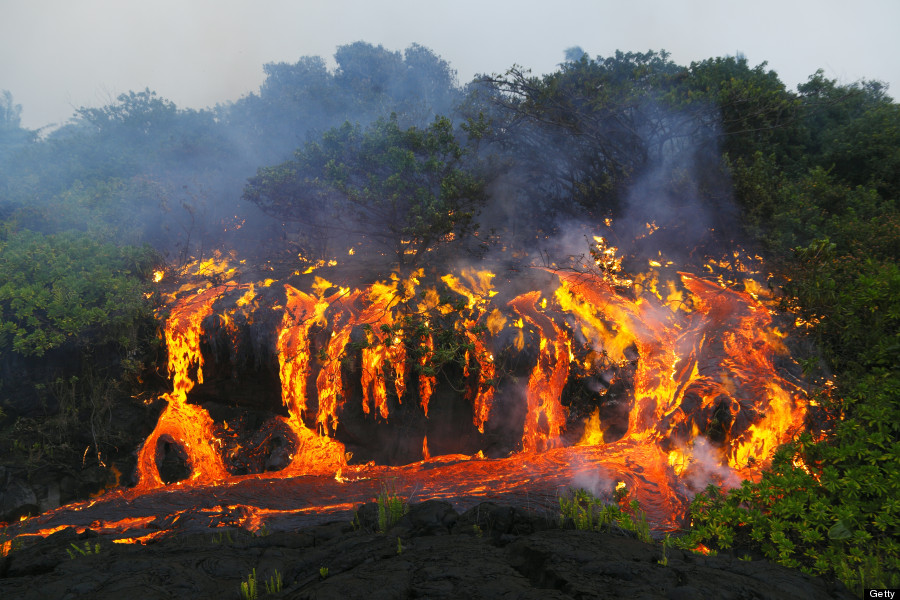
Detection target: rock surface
<box><xmin>0</xmin><ymin>500</ymin><xmax>853</xmax><ymax>600</ymax></box>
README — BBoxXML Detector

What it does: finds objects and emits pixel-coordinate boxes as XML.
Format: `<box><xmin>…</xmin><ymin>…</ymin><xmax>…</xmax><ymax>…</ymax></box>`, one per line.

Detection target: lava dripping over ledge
<box><xmin>6</xmin><ymin>238</ymin><xmax>811</xmax><ymax>542</ymax></box>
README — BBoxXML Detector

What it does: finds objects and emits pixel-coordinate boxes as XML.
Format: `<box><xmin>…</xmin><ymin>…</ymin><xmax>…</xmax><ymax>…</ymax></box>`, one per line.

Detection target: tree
<box><xmin>479</xmin><ymin>51</ymin><xmax>695</xmax><ymax>214</ymax></box>
<box><xmin>221</xmin><ymin>43</ymin><xmax>462</xmax><ymax>165</ymax></box>
<box><xmin>243</xmin><ymin>115</ymin><xmax>486</xmax><ymax>267</ymax></box>
<box><xmin>0</xmin><ymin>229</ymin><xmax>155</xmax><ymax>358</ymax></box>
<box><xmin>563</xmin><ymin>46</ymin><xmax>587</xmax><ymax>63</ymax></box>
<box><xmin>796</xmin><ymin>72</ymin><xmax>900</xmax><ymax>198</ymax></box>
<box><xmin>682</xmin><ymin>56</ymin><xmax>802</xmax><ymax>167</ymax></box>
<box><xmin>0</xmin><ymin>90</ymin><xmax>36</xmax><ymax>166</ymax></box>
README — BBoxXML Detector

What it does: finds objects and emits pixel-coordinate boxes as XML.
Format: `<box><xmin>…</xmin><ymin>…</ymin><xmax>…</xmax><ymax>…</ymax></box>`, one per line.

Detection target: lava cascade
<box><xmin>124</xmin><ymin>242</ymin><xmax>807</xmax><ymax>530</ymax></box>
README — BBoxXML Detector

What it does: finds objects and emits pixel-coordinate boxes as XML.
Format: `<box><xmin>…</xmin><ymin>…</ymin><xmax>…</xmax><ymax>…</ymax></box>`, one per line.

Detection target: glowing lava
<box><xmin>115</xmin><ymin>239</ymin><xmax>807</xmax><ymax>539</ymax></box>
<box><xmin>134</xmin><ymin>284</ymin><xmax>236</xmax><ymax>491</ymax></box>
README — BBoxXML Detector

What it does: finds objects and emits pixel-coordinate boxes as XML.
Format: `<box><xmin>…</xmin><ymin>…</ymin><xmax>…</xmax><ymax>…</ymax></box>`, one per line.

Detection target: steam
<box><xmin>569</xmin><ymin>457</ymin><xmax>614</xmax><ymax>499</ymax></box>
<box><xmin>680</xmin><ymin>437</ymin><xmax>742</xmax><ymax>493</ymax></box>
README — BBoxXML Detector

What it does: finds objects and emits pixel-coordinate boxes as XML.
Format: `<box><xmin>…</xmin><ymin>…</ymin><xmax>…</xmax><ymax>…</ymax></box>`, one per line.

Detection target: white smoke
<box><xmin>681</xmin><ymin>436</ymin><xmax>741</xmax><ymax>494</ymax></box>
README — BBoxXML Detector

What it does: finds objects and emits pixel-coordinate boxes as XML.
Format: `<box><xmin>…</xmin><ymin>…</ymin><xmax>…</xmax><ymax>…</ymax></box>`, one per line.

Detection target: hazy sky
<box><xmin>3</xmin><ymin>0</ymin><xmax>898</xmax><ymax>130</ymax></box>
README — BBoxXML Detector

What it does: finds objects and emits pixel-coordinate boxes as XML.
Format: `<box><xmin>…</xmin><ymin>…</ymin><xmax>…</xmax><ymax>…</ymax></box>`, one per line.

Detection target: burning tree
<box><xmin>242</xmin><ymin>114</ymin><xmax>487</xmax><ymax>267</ymax></box>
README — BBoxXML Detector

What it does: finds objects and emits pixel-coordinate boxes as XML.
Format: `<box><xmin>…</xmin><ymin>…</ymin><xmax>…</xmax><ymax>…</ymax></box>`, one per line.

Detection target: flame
<box><xmin>509</xmin><ymin>291</ymin><xmax>570</xmax><ymax>452</ymax></box>
<box><xmin>103</xmin><ymin>239</ymin><xmax>808</xmax><ymax>535</ymax></box>
<box><xmin>314</xmin><ymin>289</ymin><xmax>362</xmax><ymax>435</ymax></box>
<box><xmin>275</xmin><ymin>285</ymin><xmax>347</xmax><ymax>475</ymax></box>
<box><xmin>442</xmin><ymin>269</ymin><xmax>498</xmax><ymax>432</ymax></box>
<box><xmin>90</xmin><ymin>465</ymin><xmax>122</xmax><ymax>498</ymax></box>
<box><xmin>553</xmin><ymin>267</ymin><xmax>806</xmax><ymax>483</ymax></box>
<box><xmin>134</xmin><ymin>284</ymin><xmax>235</xmax><ymax>490</ymax></box>
<box><xmin>417</xmin><ymin>326</ymin><xmax>435</xmax><ymax>417</ymax></box>
<box><xmin>578</xmin><ymin>408</ymin><xmax>604</xmax><ymax>445</ymax></box>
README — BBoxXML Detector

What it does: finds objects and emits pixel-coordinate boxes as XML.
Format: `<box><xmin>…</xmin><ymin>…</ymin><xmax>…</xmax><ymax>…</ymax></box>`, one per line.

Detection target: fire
<box><xmin>276</xmin><ymin>284</ymin><xmax>346</xmax><ymax>475</ymax></box>
<box><xmin>442</xmin><ymin>269</ymin><xmax>498</xmax><ymax>432</ymax></box>
<box><xmin>134</xmin><ymin>284</ymin><xmax>235</xmax><ymax>490</ymax></box>
<box><xmin>100</xmin><ymin>235</ymin><xmax>808</xmax><ymax>537</ymax></box>
<box><xmin>578</xmin><ymin>408</ymin><xmax>604</xmax><ymax>445</ymax></box>
<box><xmin>509</xmin><ymin>291</ymin><xmax>570</xmax><ymax>452</ymax></box>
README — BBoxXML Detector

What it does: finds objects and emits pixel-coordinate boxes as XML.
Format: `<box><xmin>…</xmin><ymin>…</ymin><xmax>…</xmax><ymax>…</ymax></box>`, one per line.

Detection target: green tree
<box><xmin>0</xmin><ymin>90</ymin><xmax>36</xmax><ymax>187</ymax></box>
<box><xmin>243</xmin><ymin>114</ymin><xmax>486</xmax><ymax>266</ymax></box>
<box><xmin>222</xmin><ymin>43</ymin><xmax>462</xmax><ymax>164</ymax></box>
<box><xmin>682</xmin><ymin>56</ymin><xmax>802</xmax><ymax>166</ymax></box>
<box><xmin>480</xmin><ymin>50</ymin><xmax>698</xmax><ymax>214</ymax></box>
<box><xmin>0</xmin><ymin>230</ymin><xmax>156</xmax><ymax>358</ymax></box>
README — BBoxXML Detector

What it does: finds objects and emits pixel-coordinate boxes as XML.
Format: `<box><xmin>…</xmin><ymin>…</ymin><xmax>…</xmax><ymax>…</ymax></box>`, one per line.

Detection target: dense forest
<box><xmin>0</xmin><ymin>43</ymin><xmax>897</xmax><ymax>591</ymax></box>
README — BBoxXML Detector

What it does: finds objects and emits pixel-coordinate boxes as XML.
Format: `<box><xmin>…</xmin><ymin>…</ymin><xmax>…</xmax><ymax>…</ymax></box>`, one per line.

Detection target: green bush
<box><xmin>0</xmin><ymin>228</ymin><xmax>159</xmax><ymax>464</ymax></box>
<box><xmin>680</xmin><ymin>392</ymin><xmax>899</xmax><ymax>592</ymax></box>
<box><xmin>0</xmin><ymin>229</ymin><xmax>156</xmax><ymax>357</ymax></box>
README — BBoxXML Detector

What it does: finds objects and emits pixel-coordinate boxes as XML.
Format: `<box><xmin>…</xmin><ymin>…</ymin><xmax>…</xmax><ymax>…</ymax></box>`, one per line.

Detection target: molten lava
<box><xmin>134</xmin><ymin>284</ymin><xmax>236</xmax><ymax>491</ymax></box>
<box><xmin>508</xmin><ymin>291</ymin><xmax>571</xmax><ymax>452</ymax></box>
<box><xmin>37</xmin><ymin>237</ymin><xmax>808</xmax><ymax>544</ymax></box>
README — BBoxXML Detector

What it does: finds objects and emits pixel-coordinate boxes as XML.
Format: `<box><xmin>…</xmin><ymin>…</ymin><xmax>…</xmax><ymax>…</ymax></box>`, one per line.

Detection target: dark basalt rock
<box><xmin>0</xmin><ymin>501</ymin><xmax>854</xmax><ymax>600</ymax></box>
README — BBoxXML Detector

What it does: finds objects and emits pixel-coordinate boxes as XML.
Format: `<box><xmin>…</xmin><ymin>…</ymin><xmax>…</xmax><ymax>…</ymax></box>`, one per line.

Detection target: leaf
<box><xmin>828</xmin><ymin>520</ymin><xmax>853</xmax><ymax>541</ymax></box>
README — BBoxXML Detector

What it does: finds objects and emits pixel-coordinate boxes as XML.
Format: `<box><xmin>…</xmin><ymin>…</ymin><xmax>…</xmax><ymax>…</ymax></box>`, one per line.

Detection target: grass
<box><xmin>66</xmin><ymin>541</ymin><xmax>101</xmax><ymax>559</ymax></box>
<box><xmin>558</xmin><ymin>487</ymin><xmax>652</xmax><ymax>543</ymax></box>
<box><xmin>264</xmin><ymin>569</ymin><xmax>283</xmax><ymax>594</ymax></box>
<box><xmin>240</xmin><ymin>569</ymin><xmax>258</xmax><ymax>600</ymax></box>
<box><xmin>377</xmin><ymin>481</ymin><xmax>408</xmax><ymax>533</ymax></box>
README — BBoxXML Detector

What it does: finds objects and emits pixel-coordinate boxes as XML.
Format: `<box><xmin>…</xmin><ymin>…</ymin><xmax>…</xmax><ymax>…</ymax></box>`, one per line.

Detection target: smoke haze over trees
<box><xmin>0</xmin><ymin>41</ymin><xmax>897</xmax><ymax>590</ymax></box>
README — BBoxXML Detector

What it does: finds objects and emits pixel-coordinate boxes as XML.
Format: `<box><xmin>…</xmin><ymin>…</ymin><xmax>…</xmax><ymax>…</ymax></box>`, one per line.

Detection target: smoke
<box><xmin>680</xmin><ymin>437</ymin><xmax>742</xmax><ymax>493</ymax></box>
<box><xmin>568</xmin><ymin>455</ymin><xmax>614</xmax><ymax>499</ymax></box>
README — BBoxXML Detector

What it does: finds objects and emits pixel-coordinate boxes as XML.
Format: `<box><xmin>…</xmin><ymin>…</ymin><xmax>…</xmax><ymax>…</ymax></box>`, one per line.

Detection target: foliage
<box><xmin>243</xmin><ymin>114</ymin><xmax>486</xmax><ymax>266</ymax></box>
<box><xmin>658</xmin><ymin>534</ymin><xmax>671</xmax><ymax>566</ymax></box>
<box><xmin>224</xmin><ymin>42</ymin><xmax>461</xmax><ymax>162</ymax></box>
<box><xmin>377</xmin><ymin>482</ymin><xmax>408</xmax><ymax>533</ymax></box>
<box><xmin>0</xmin><ymin>90</ymin><xmax>36</xmax><ymax>167</ymax></box>
<box><xmin>66</xmin><ymin>541</ymin><xmax>101</xmax><ymax>559</ymax></box>
<box><xmin>0</xmin><ymin>228</ymin><xmax>159</xmax><ymax>468</ymax></box>
<box><xmin>264</xmin><ymin>569</ymin><xmax>283</xmax><ymax>595</ymax></box>
<box><xmin>211</xmin><ymin>530</ymin><xmax>234</xmax><ymax>545</ymax></box>
<box><xmin>480</xmin><ymin>50</ymin><xmax>688</xmax><ymax>214</ymax></box>
<box><xmin>679</xmin><ymin>403</ymin><xmax>900</xmax><ymax>592</ymax></box>
<box><xmin>558</xmin><ymin>487</ymin><xmax>651</xmax><ymax>543</ymax></box>
<box><xmin>0</xmin><ymin>39</ymin><xmax>898</xmax><ymax>593</ymax></box>
<box><xmin>240</xmin><ymin>569</ymin><xmax>258</xmax><ymax>600</ymax></box>
<box><xmin>0</xmin><ymin>229</ymin><xmax>156</xmax><ymax>357</ymax></box>
<box><xmin>682</xmin><ymin>56</ymin><xmax>802</xmax><ymax>166</ymax></box>
<box><xmin>684</xmin><ymin>70</ymin><xmax>900</xmax><ymax>591</ymax></box>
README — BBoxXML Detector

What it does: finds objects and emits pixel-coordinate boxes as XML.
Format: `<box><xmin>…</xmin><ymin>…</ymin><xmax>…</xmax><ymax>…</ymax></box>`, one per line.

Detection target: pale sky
<box><xmin>2</xmin><ymin>0</ymin><xmax>898</xmax><ymax>130</ymax></box>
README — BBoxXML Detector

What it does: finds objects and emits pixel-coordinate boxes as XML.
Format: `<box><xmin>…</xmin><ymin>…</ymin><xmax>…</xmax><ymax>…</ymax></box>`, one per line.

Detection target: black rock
<box><xmin>0</xmin><ymin>502</ymin><xmax>856</xmax><ymax>600</ymax></box>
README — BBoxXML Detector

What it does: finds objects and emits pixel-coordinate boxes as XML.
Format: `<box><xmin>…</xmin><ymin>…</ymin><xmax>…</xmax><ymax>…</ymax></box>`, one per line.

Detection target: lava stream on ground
<box><xmin>9</xmin><ymin>441</ymin><xmax>684</xmax><ymax>544</ymax></box>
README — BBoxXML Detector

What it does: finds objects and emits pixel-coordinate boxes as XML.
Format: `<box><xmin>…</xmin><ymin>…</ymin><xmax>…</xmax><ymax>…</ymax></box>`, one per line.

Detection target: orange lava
<box><xmin>115</xmin><ymin>244</ymin><xmax>807</xmax><ymax>538</ymax></box>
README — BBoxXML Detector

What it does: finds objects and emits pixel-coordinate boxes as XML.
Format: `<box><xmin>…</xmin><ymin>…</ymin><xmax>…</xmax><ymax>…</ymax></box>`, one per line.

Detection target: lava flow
<box><xmin>7</xmin><ymin>238</ymin><xmax>811</xmax><ymax>545</ymax></box>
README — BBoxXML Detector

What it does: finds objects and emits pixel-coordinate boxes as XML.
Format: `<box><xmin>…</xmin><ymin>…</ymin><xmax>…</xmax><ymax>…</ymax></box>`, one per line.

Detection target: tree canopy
<box><xmin>243</xmin><ymin>114</ymin><xmax>486</xmax><ymax>266</ymax></box>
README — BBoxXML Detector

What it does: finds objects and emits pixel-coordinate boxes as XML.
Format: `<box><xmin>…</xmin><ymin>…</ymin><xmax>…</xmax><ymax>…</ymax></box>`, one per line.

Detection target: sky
<box><xmin>2</xmin><ymin>0</ymin><xmax>899</xmax><ymax>131</ymax></box>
